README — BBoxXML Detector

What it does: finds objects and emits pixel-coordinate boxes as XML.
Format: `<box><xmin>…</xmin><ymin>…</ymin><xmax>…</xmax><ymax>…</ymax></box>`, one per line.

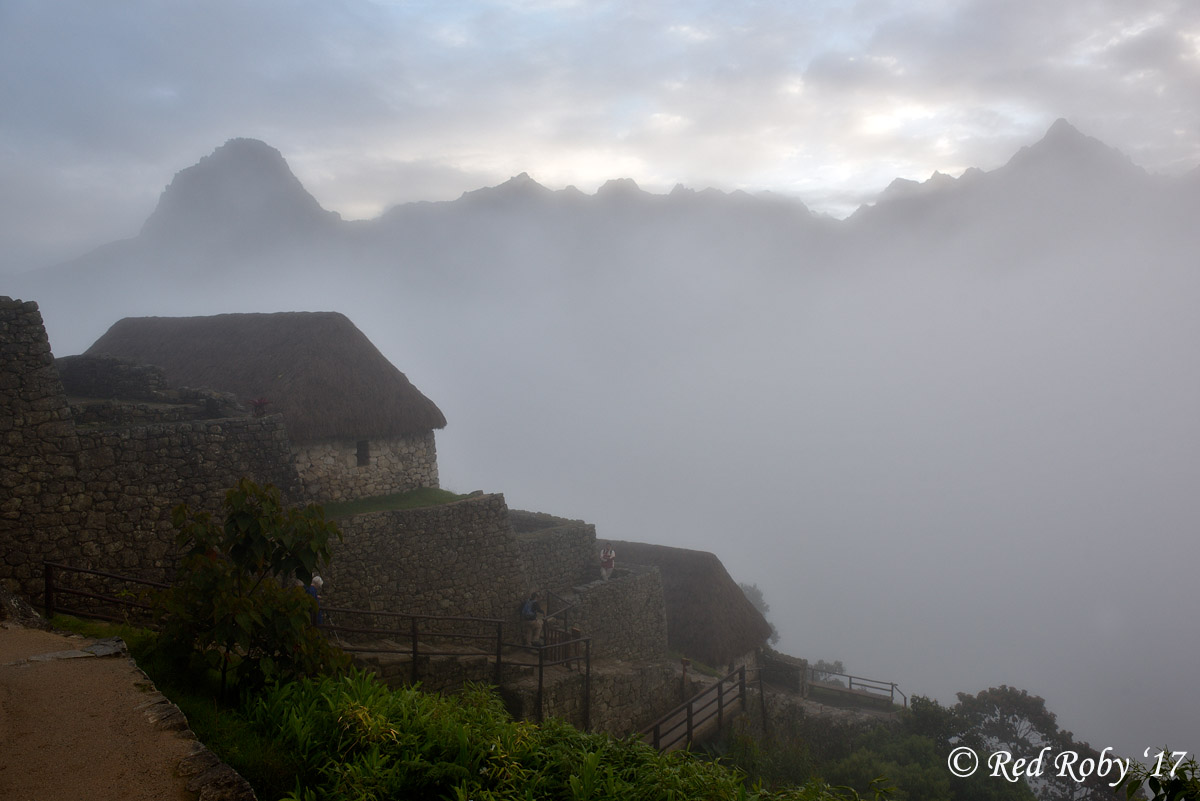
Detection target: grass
<box><xmin>322</xmin><ymin>486</ymin><xmax>467</xmax><ymax>518</ymax></box>
<box><xmin>46</xmin><ymin>617</ymin><xmax>859</xmax><ymax>801</ymax></box>
<box><xmin>50</xmin><ymin>615</ymin><xmax>302</xmax><ymax>800</ymax></box>
<box><xmin>668</xmin><ymin>649</ymin><xmax>732</xmax><ymax>678</ymax></box>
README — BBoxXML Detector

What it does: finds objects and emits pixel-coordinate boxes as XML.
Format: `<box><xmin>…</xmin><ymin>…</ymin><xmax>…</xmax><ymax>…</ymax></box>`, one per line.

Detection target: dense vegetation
<box><xmin>57</xmin><ymin>479</ymin><xmax>884</xmax><ymax>800</ymax></box>
<box><xmin>250</xmin><ymin>669</ymin><xmax>885</xmax><ymax>801</ymax></box>
<box><xmin>56</xmin><ymin>481</ymin><xmax>1200</xmax><ymax>800</ymax></box>
<box><xmin>156</xmin><ymin>478</ymin><xmax>349</xmax><ymax>697</ymax></box>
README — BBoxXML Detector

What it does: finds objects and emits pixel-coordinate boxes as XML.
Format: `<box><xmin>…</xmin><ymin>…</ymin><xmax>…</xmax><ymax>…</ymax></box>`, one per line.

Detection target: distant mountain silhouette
<box><xmin>1002</xmin><ymin>118</ymin><xmax>1143</xmax><ymax>180</ymax></box>
<box><xmin>845</xmin><ymin>119</ymin><xmax>1170</xmax><ymax>247</ymax></box>
<box><xmin>11</xmin><ymin>118</ymin><xmax>1199</xmax><ymax>356</ymax></box>
<box><xmin>139</xmin><ymin>138</ymin><xmax>341</xmax><ymax>247</ymax></box>
<box><xmin>11</xmin><ymin>119</ymin><xmax>1198</xmax><ymax>763</ymax></box>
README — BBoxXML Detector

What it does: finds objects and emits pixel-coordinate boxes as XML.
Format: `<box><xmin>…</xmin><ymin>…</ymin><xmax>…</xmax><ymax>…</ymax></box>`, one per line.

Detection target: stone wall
<box><xmin>55</xmin><ymin>354</ymin><xmax>170</xmax><ymax>401</ymax></box>
<box><xmin>0</xmin><ymin>297</ymin><xmax>304</xmax><ymax>600</ymax></box>
<box><xmin>0</xmin><ymin>298</ymin><xmax>81</xmax><ymax>596</ymax></box>
<box><xmin>3</xmin><ymin>297</ymin><xmax>686</xmax><ymax>737</ymax></box>
<box><xmin>568</xmin><ymin>564</ymin><xmax>669</xmax><ymax>663</ymax></box>
<box><xmin>293</xmin><ymin>431</ymin><xmax>439</xmax><ymax>503</ymax></box>
<box><xmin>515</xmin><ymin>662</ymin><xmax>684</xmax><ymax>735</ymax></box>
<box><xmin>326</xmin><ymin>493</ymin><xmax>531</xmax><ymax>625</ymax></box>
<box><xmin>515</xmin><ymin>522</ymin><xmax>597</xmax><ymax>592</ymax></box>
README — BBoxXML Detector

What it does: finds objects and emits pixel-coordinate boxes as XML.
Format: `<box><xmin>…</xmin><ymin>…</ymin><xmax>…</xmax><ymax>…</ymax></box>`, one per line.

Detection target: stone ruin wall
<box><xmin>293</xmin><ymin>431</ymin><xmax>439</xmax><ymax>504</ymax></box>
<box><xmin>513</xmin><ymin>520</ymin><xmax>598</xmax><ymax>592</ymax></box>
<box><xmin>3</xmin><ymin>298</ymin><xmax>679</xmax><ymax>726</ymax></box>
<box><xmin>325</xmin><ymin>493</ymin><xmax>530</xmax><ymax>623</ymax></box>
<box><xmin>507</xmin><ymin>662</ymin><xmax>685</xmax><ymax>736</ymax></box>
<box><xmin>55</xmin><ymin>353</ymin><xmax>171</xmax><ymax>401</ymax></box>
<box><xmin>0</xmin><ymin>298</ymin><xmax>303</xmax><ymax>601</ymax></box>
<box><xmin>325</xmin><ymin>497</ymin><xmax>671</xmax><ymax>664</ymax></box>
<box><xmin>569</xmin><ymin>564</ymin><xmax>669</xmax><ymax>663</ymax></box>
<box><xmin>1</xmin><ymin>298</ymin><xmax>81</xmax><ymax>599</ymax></box>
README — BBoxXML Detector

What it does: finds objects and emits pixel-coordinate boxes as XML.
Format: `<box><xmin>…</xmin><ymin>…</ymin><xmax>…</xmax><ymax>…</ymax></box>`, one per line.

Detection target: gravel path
<box><xmin>0</xmin><ymin>623</ymin><xmax>244</xmax><ymax>801</ymax></box>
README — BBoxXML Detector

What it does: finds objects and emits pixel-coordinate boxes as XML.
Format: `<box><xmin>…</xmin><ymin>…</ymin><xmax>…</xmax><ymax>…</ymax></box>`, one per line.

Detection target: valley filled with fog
<box><xmin>11</xmin><ymin>121</ymin><xmax>1199</xmax><ymax>758</ymax></box>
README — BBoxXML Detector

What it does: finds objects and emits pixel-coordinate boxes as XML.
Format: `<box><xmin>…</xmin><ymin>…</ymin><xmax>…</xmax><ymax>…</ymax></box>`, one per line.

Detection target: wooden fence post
<box><xmin>583</xmin><ymin>638</ymin><xmax>591</xmax><ymax>731</ymax></box>
<box><xmin>411</xmin><ymin>617</ymin><xmax>420</xmax><ymax>683</ymax></box>
<box><xmin>43</xmin><ymin>561</ymin><xmax>55</xmax><ymax>619</ymax></box>
<box><xmin>494</xmin><ymin>621</ymin><xmax>503</xmax><ymax>685</ymax></box>
<box><xmin>537</xmin><ymin>644</ymin><xmax>545</xmax><ymax>723</ymax></box>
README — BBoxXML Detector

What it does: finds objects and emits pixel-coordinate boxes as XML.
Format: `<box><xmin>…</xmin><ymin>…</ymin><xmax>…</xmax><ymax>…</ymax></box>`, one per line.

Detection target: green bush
<box><xmin>155</xmin><ymin>478</ymin><xmax>350</xmax><ymax>697</ymax></box>
<box><xmin>248</xmin><ymin>669</ymin><xmax>880</xmax><ymax>801</ymax></box>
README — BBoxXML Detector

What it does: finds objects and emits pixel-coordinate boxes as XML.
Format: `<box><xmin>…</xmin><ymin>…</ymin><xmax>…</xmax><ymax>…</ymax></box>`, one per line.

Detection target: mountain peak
<box><xmin>140</xmin><ymin>138</ymin><xmax>338</xmax><ymax>242</ymax></box>
<box><xmin>1044</xmin><ymin>117</ymin><xmax>1085</xmax><ymax>143</ymax></box>
<box><xmin>595</xmin><ymin>177</ymin><xmax>644</xmax><ymax>200</ymax></box>
<box><xmin>458</xmin><ymin>172</ymin><xmax>553</xmax><ymax>205</ymax></box>
<box><xmin>1003</xmin><ymin>118</ymin><xmax>1143</xmax><ymax>179</ymax></box>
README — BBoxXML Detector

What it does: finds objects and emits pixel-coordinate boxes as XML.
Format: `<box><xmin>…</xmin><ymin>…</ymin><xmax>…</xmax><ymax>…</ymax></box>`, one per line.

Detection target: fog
<box><xmin>8</xmin><ymin>123</ymin><xmax>1197</xmax><ymax>761</ymax></box>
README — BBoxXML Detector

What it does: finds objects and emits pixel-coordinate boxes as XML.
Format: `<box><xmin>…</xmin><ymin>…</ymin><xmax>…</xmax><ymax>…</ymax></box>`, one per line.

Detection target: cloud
<box><xmin>1</xmin><ymin>0</ymin><xmax>1199</xmax><ymax>268</ymax></box>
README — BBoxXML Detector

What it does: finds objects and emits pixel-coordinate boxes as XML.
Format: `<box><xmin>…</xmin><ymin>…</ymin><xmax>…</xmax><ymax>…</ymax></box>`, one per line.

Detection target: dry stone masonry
<box><xmin>293</xmin><ymin>432</ymin><xmax>439</xmax><ymax>503</ymax></box>
<box><xmin>328</xmin><ymin>493</ymin><xmax>530</xmax><ymax>621</ymax></box>
<box><xmin>2</xmin><ymin>296</ymin><xmax>733</xmax><ymax>739</ymax></box>
<box><xmin>0</xmin><ymin>298</ymin><xmax>301</xmax><ymax>598</ymax></box>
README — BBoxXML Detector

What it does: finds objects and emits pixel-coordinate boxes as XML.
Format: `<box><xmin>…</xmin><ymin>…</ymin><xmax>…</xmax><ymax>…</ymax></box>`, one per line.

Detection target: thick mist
<box><xmin>9</xmin><ymin>127</ymin><xmax>1199</xmax><ymax>760</ymax></box>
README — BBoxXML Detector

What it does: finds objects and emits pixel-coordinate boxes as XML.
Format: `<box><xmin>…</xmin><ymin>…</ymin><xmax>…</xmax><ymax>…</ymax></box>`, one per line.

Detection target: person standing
<box><xmin>307</xmin><ymin>575</ymin><xmax>324</xmax><ymax>625</ymax></box>
<box><xmin>520</xmin><ymin>592</ymin><xmax>544</xmax><ymax>646</ymax></box>
<box><xmin>599</xmin><ymin>543</ymin><xmax>616</xmax><ymax>581</ymax></box>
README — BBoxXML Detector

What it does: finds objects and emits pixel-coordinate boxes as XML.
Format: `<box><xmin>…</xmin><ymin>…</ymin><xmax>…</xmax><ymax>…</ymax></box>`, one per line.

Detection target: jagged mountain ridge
<box><xmin>9</xmin><ymin>118</ymin><xmax>1199</xmax><ymax>761</ymax></box>
<box><xmin>12</xmin><ymin>118</ymin><xmax>1200</xmax><ymax>356</ymax></box>
<box><xmin>37</xmin><ymin>118</ymin><xmax>1193</xmax><ymax>269</ymax></box>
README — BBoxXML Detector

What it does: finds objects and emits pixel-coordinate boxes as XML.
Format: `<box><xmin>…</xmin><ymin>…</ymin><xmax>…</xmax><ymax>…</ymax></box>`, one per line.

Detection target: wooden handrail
<box><xmin>43</xmin><ymin>561</ymin><xmax>169</xmax><ymax>621</ymax></box>
<box><xmin>641</xmin><ymin>666</ymin><xmax>746</xmax><ymax>752</ymax></box>
<box><xmin>42</xmin><ymin>562</ymin><xmax>594</xmax><ymax>726</ymax></box>
<box><xmin>807</xmin><ymin>667</ymin><xmax>907</xmax><ymax>707</ymax></box>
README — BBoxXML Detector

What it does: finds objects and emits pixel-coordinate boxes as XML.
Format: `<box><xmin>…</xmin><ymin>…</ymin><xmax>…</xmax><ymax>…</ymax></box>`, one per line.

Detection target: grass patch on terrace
<box><xmin>50</xmin><ymin>615</ymin><xmax>302</xmax><ymax>800</ymax></box>
<box><xmin>322</xmin><ymin>486</ymin><xmax>467</xmax><ymax>518</ymax></box>
<box><xmin>46</xmin><ymin>616</ymin><xmax>855</xmax><ymax>801</ymax></box>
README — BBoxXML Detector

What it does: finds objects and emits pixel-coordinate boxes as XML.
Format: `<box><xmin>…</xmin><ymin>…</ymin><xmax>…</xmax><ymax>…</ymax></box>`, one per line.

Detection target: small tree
<box><xmin>739</xmin><ymin>581</ymin><xmax>781</xmax><ymax>644</ymax></box>
<box><xmin>157</xmin><ymin>478</ymin><xmax>349</xmax><ymax>697</ymax></box>
<box><xmin>812</xmin><ymin>659</ymin><xmax>847</xmax><ymax>685</ymax></box>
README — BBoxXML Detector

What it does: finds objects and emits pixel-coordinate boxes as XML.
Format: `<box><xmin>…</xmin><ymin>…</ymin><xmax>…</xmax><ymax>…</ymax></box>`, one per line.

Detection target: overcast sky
<box><xmin>4</xmin><ymin>0</ymin><xmax>1200</xmax><ymax>766</ymax></box>
<box><xmin>2</xmin><ymin>0</ymin><xmax>1199</xmax><ymax>272</ymax></box>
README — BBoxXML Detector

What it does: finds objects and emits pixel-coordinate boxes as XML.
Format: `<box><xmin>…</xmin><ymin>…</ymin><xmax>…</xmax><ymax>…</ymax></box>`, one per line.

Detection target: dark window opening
<box><xmin>356</xmin><ymin>440</ymin><xmax>370</xmax><ymax>467</ymax></box>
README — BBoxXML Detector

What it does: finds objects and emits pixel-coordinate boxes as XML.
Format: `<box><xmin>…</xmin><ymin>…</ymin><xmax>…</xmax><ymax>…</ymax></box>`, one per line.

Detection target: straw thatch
<box><xmin>84</xmin><ymin>312</ymin><xmax>446</xmax><ymax>442</ymax></box>
<box><xmin>610</xmin><ymin>540</ymin><xmax>773</xmax><ymax>668</ymax></box>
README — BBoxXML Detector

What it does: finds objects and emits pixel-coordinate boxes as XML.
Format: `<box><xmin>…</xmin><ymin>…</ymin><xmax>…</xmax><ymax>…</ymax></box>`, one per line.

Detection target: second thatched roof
<box><xmin>84</xmin><ymin>311</ymin><xmax>446</xmax><ymax>443</ymax></box>
<box><xmin>611</xmin><ymin>540</ymin><xmax>773</xmax><ymax>667</ymax></box>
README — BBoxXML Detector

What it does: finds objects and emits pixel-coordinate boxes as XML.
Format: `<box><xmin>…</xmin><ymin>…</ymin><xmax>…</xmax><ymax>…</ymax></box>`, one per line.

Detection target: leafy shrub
<box><xmin>155</xmin><ymin>478</ymin><xmax>350</xmax><ymax>696</ymax></box>
<box><xmin>1116</xmin><ymin>751</ymin><xmax>1200</xmax><ymax>801</ymax></box>
<box><xmin>249</xmin><ymin>669</ymin><xmax>881</xmax><ymax>801</ymax></box>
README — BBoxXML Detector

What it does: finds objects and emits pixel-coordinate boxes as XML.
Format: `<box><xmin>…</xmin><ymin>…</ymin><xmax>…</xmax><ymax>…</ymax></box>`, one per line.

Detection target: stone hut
<box><xmin>609</xmin><ymin>540</ymin><xmax>773</xmax><ymax>668</ymax></box>
<box><xmin>83</xmin><ymin>311</ymin><xmax>447</xmax><ymax>502</ymax></box>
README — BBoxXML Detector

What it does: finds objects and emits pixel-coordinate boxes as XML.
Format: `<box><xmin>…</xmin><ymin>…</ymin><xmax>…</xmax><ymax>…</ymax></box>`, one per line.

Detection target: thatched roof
<box><xmin>84</xmin><ymin>312</ymin><xmax>446</xmax><ymax>442</ymax></box>
<box><xmin>611</xmin><ymin>540</ymin><xmax>773</xmax><ymax>668</ymax></box>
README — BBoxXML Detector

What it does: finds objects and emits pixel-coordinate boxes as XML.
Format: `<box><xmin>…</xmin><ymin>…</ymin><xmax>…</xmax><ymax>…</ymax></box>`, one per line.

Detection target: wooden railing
<box><xmin>316</xmin><ymin>605</ymin><xmax>593</xmax><ymax>727</ymax></box>
<box><xmin>641</xmin><ymin>665</ymin><xmax>746</xmax><ymax>752</ymax></box>
<box><xmin>41</xmin><ymin>562</ymin><xmax>593</xmax><ymax>727</ymax></box>
<box><xmin>320</xmin><ymin>605</ymin><xmax>508</xmax><ymax>683</ymax></box>
<box><xmin>43</xmin><ymin>561</ymin><xmax>169</xmax><ymax>623</ymax></box>
<box><xmin>542</xmin><ymin>589</ymin><xmax>576</xmax><ymax>630</ymax></box>
<box><xmin>807</xmin><ymin>667</ymin><xmax>907</xmax><ymax>707</ymax></box>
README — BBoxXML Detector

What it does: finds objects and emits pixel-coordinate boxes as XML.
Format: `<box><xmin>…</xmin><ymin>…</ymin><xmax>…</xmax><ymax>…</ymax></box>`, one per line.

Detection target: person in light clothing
<box><xmin>599</xmin><ymin>544</ymin><xmax>615</xmax><ymax>581</ymax></box>
<box><xmin>307</xmin><ymin>575</ymin><xmax>324</xmax><ymax>625</ymax></box>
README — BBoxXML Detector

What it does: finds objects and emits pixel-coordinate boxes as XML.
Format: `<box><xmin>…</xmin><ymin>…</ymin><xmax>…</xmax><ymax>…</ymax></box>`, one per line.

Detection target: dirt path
<box><xmin>0</xmin><ymin>623</ymin><xmax>245</xmax><ymax>801</ymax></box>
